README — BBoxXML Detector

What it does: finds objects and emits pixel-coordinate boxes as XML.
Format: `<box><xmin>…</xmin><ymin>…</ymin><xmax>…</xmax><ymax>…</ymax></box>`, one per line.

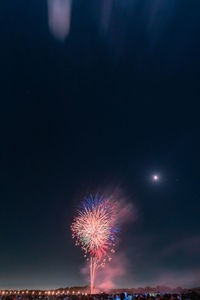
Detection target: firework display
<box><xmin>71</xmin><ymin>194</ymin><xmax>119</xmax><ymax>294</ymax></box>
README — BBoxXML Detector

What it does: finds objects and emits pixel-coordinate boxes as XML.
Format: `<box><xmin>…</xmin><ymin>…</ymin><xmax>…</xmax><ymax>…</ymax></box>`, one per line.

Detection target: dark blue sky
<box><xmin>0</xmin><ymin>0</ymin><xmax>200</xmax><ymax>290</ymax></box>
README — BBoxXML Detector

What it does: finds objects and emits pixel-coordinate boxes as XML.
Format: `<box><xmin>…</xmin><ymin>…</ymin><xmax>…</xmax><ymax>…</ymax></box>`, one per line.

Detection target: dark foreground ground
<box><xmin>0</xmin><ymin>290</ymin><xmax>199</xmax><ymax>300</ymax></box>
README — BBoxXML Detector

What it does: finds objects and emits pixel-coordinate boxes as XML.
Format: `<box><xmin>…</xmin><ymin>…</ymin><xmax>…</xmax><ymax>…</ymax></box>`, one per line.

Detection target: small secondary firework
<box><xmin>71</xmin><ymin>194</ymin><xmax>119</xmax><ymax>294</ymax></box>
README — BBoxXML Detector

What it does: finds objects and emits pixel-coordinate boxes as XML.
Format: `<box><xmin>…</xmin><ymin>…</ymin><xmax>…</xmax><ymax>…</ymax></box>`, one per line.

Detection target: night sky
<box><xmin>0</xmin><ymin>0</ymin><xmax>200</xmax><ymax>290</ymax></box>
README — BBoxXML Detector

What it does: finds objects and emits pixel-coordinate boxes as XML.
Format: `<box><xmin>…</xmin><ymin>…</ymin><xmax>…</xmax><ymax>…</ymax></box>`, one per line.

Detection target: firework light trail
<box><xmin>71</xmin><ymin>194</ymin><xmax>120</xmax><ymax>294</ymax></box>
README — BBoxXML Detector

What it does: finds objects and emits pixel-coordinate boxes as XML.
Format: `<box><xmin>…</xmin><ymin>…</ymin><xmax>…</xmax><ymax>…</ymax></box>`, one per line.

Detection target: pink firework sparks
<box><xmin>71</xmin><ymin>194</ymin><xmax>119</xmax><ymax>293</ymax></box>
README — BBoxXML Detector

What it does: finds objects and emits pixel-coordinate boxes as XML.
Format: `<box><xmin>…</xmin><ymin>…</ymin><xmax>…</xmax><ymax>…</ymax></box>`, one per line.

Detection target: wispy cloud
<box><xmin>150</xmin><ymin>268</ymin><xmax>200</xmax><ymax>288</ymax></box>
<box><xmin>162</xmin><ymin>235</ymin><xmax>200</xmax><ymax>257</ymax></box>
<box><xmin>48</xmin><ymin>0</ymin><xmax>72</xmax><ymax>40</ymax></box>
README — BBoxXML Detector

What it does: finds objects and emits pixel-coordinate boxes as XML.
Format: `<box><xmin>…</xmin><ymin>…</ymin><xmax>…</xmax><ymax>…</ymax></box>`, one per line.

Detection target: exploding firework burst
<box><xmin>71</xmin><ymin>194</ymin><xmax>120</xmax><ymax>293</ymax></box>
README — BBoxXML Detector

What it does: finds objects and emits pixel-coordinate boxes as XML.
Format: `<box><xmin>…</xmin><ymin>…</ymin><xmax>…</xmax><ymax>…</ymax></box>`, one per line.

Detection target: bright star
<box><xmin>153</xmin><ymin>175</ymin><xmax>159</xmax><ymax>181</ymax></box>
